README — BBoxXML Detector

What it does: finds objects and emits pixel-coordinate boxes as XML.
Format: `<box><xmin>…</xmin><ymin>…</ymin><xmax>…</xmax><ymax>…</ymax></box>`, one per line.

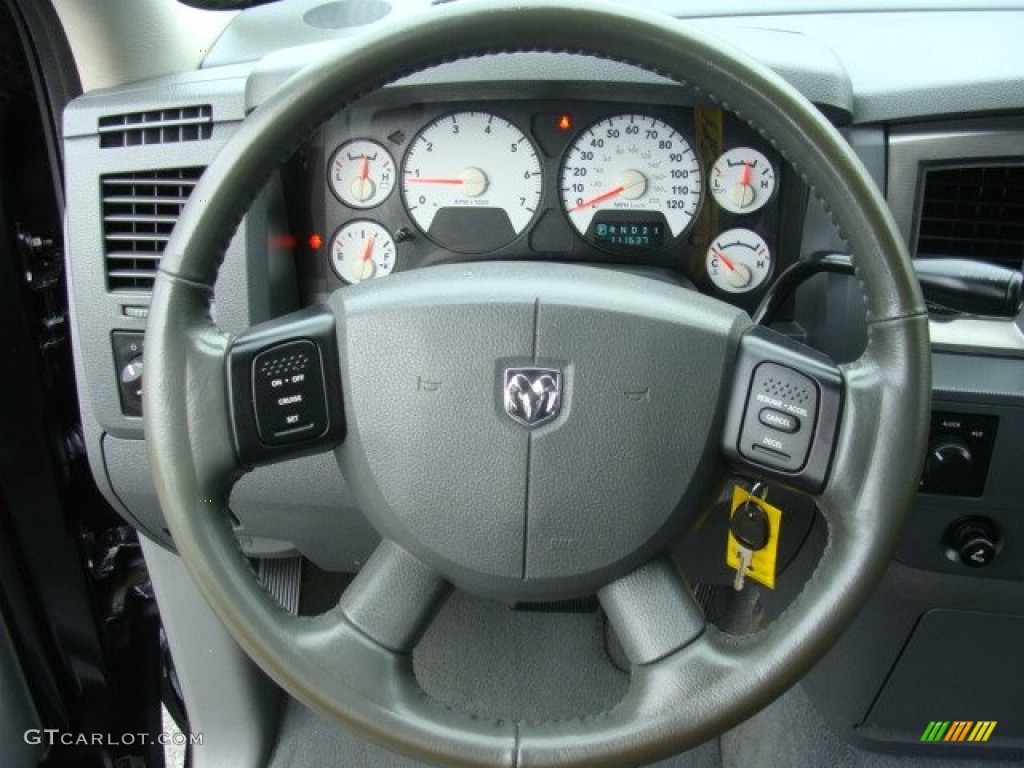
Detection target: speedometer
<box><xmin>560</xmin><ymin>114</ymin><xmax>702</xmax><ymax>249</ymax></box>
<box><xmin>402</xmin><ymin>112</ymin><xmax>542</xmax><ymax>253</ymax></box>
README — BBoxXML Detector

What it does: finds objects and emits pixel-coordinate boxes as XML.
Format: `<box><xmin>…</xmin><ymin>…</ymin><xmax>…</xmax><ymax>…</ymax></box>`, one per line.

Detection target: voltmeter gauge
<box><xmin>709</xmin><ymin>148</ymin><xmax>775</xmax><ymax>214</ymax></box>
<box><xmin>706</xmin><ymin>229</ymin><xmax>772</xmax><ymax>293</ymax></box>
<box><xmin>330</xmin><ymin>221</ymin><xmax>396</xmax><ymax>284</ymax></box>
<box><xmin>328</xmin><ymin>140</ymin><xmax>396</xmax><ymax>209</ymax></box>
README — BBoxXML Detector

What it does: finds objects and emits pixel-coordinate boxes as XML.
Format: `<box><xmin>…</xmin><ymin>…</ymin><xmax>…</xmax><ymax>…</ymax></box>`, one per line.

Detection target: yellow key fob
<box><xmin>726</xmin><ymin>486</ymin><xmax>783</xmax><ymax>589</ymax></box>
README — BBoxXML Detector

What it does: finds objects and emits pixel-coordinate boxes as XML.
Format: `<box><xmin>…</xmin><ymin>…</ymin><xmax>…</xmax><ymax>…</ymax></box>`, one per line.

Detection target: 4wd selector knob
<box><xmin>924</xmin><ymin>437</ymin><xmax>973</xmax><ymax>489</ymax></box>
<box><xmin>947</xmin><ymin>518</ymin><xmax>998</xmax><ymax>568</ymax></box>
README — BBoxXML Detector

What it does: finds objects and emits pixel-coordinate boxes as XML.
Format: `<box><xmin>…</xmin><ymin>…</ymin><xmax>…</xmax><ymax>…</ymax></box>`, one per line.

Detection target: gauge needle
<box><xmin>406</xmin><ymin>177</ymin><xmax>464</xmax><ymax>184</ymax></box>
<box><xmin>350</xmin><ymin>154</ymin><xmax>377</xmax><ymax>202</ymax></box>
<box><xmin>406</xmin><ymin>167</ymin><xmax>488</xmax><ymax>197</ymax></box>
<box><xmin>570</xmin><ymin>185</ymin><xmax>625</xmax><ymax>212</ymax></box>
<box><xmin>731</xmin><ymin>163</ymin><xmax>755</xmax><ymax>209</ymax></box>
<box><xmin>716</xmin><ymin>248</ymin><xmax>752</xmax><ymax>287</ymax></box>
<box><xmin>570</xmin><ymin>170</ymin><xmax>647</xmax><ymax>212</ymax></box>
<box><xmin>714</xmin><ymin>249</ymin><xmax>737</xmax><ymax>272</ymax></box>
<box><xmin>739</xmin><ymin>162</ymin><xmax>752</xmax><ymax>187</ymax></box>
<box><xmin>360</xmin><ymin>234</ymin><xmax>376</xmax><ymax>262</ymax></box>
<box><xmin>359</xmin><ymin>235</ymin><xmax>376</xmax><ymax>280</ymax></box>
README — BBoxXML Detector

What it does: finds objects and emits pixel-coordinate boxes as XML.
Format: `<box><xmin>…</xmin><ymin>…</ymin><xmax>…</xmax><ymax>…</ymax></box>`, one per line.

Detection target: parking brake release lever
<box><xmin>755</xmin><ymin>254</ymin><xmax>1024</xmax><ymax>325</ymax></box>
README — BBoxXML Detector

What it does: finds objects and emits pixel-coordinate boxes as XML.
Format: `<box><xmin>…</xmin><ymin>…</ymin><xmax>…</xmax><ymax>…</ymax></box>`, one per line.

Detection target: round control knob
<box><xmin>924</xmin><ymin>437</ymin><xmax>973</xmax><ymax>489</ymax></box>
<box><xmin>947</xmin><ymin>518</ymin><xmax>998</xmax><ymax>568</ymax></box>
<box><xmin>120</xmin><ymin>355</ymin><xmax>144</xmax><ymax>386</ymax></box>
<box><xmin>120</xmin><ymin>355</ymin><xmax>144</xmax><ymax>411</ymax></box>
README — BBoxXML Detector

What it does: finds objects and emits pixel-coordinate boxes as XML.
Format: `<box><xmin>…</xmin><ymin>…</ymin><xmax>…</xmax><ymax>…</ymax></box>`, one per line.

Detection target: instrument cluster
<box><xmin>299</xmin><ymin>99</ymin><xmax>793</xmax><ymax>310</ymax></box>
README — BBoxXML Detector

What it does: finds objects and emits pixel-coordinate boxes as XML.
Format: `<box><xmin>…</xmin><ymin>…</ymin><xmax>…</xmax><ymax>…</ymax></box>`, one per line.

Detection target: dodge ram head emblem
<box><xmin>503</xmin><ymin>368</ymin><xmax>562</xmax><ymax>428</ymax></box>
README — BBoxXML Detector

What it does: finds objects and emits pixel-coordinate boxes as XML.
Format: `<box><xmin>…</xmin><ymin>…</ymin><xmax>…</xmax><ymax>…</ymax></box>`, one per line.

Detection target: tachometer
<box><xmin>560</xmin><ymin>114</ymin><xmax>701</xmax><ymax>249</ymax></box>
<box><xmin>402</xmin><ymin>112</ymin><xmax>542</xmax><ymax>252</ymax></box>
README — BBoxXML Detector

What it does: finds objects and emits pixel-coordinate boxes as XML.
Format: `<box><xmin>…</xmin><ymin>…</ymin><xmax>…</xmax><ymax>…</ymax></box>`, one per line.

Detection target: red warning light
<box><xmin>268</xmin><ymin>233</ymin><xmax>297</xmax><ymax>249</ymax></box>
<box><xmin>308</xmin><ymin>233</ymin><xmax>324</xmax><ymax>250</ymax></box>
<box><xmin>557</xmin><ymin>114</ymin><xmax>572</xmax><ymax>131</ymax></box>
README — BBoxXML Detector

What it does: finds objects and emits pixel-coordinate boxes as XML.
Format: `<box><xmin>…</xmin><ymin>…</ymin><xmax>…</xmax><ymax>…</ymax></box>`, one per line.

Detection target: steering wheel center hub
<box><xmin>332</xmin><ymin>262</ymin><xmax>749</xmax><ymax>600</ymax></box>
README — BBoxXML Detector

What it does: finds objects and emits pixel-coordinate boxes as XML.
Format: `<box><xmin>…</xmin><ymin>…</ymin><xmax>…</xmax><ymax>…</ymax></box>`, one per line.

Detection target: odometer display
<box><xmin>560</xmin><ymin>114</ymin><xmax>702</xmax><ymax>248</ymax></box>
<box><xmin>593</xmin><ymin>221</ymin><xmax>665</xmax><ymax>248</ymax></box>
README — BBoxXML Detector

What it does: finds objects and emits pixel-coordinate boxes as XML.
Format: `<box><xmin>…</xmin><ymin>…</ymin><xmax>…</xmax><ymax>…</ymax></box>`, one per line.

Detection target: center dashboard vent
<box><xmin>101</xmin><ymin>167</ymin><xmax>204</xmax><ymax>293</ymax></box>
<box><xmin>98</xmin><ymin>105</ymin><xmax>213</xmax><ymax>148</ymax></box>
<box><xmin>917</xmin><ymin>164</ymin><xmax>1024</xmax><ymax>270</ymax></box>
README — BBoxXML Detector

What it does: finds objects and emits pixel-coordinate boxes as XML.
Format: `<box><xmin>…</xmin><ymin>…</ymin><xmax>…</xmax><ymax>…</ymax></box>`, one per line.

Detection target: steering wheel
<box><xmin>144</xmin><ymin>1</ymin><xmax>930</xmax><ymax>765</ymax></box>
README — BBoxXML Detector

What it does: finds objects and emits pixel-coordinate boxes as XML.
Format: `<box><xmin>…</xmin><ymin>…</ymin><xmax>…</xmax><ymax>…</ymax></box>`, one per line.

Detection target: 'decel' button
<box><xmin>759</xmin><ymin>407</ymin><xmax>799</xmax><ymax>433</ymax></box>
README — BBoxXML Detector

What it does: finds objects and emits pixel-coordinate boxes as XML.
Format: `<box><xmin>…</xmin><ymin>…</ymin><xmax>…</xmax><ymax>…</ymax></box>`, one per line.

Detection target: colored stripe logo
<box><xmin>921</xmin><ymin>721</ymin><xmax>997</xmax><ymax>742</ymax></box>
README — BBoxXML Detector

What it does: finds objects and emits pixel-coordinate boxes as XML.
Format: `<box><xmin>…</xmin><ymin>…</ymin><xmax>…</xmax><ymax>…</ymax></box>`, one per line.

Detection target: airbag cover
<box><xmin>331</xmin><ymin>263</ymin><xmax>749</xmax><ymax>599</ymax></box>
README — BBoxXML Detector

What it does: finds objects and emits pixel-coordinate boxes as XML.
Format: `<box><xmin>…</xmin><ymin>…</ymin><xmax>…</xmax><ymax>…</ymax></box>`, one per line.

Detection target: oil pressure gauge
<box><xmin>328</xmin><ymin>139</ymin><xmax>395</xmax><ymax>209</ymax></box>
<box><xmin>706</xmin><ymin>228</ymin><xmax>772</xmax><ymax>294</ymax></box>
<box><xmin>710</xmin><ymin>147</ymin><xmax>775</xmax><ymax>214</ymax></box>
<box><xmin>330</xmin><ymin>221</ymin><xmax>396</xmax><ymax>284</ymax></box>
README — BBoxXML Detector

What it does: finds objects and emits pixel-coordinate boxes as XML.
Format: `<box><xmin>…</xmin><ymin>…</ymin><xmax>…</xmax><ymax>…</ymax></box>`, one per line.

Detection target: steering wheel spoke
<box><xmin>721</xmin><ymin>325</ymin><xmax>845</xmax><ymax>494</ymax></box>
<box><xmin>598</xmin><ymin>557</ymin><xmax>705</xmax><ymax>666</ymax></box>
<box><xmin>339</xmin><ymin>539</ymin><xmax>452</xmax><ymax>653</ymax></box>
<box><xmin>225</xmin><ymin>306</ymin><xmax>346</xmax><ymax>468</ymax></box>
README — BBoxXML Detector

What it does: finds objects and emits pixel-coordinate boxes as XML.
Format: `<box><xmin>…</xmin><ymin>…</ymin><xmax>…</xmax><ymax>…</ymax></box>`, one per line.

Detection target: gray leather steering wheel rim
<box><xmin>143</xmin><ymin>2</ymin><xmax>931</xmax><ymax>766</ymax></box>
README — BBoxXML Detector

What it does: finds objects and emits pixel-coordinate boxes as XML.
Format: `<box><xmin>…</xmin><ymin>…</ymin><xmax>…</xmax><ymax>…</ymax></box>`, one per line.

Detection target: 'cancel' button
<box><xmin>759</xmin><ymin>408</ymin><xmax>800</xmax><ymax>434</ymax></box>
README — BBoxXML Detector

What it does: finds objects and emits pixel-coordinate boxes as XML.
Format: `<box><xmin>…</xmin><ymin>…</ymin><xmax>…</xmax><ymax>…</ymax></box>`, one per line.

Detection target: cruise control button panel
<box><xmin>227</xmin><ymin>307</ymin><xmax>345</xmax><ymax>466</ymax></box>
<box><xmin>722</xmin><ymin>326</ymin><xmax>843</xmax><ymax>493</ymax></box>
<box><xmin>253</xmin><ymin>341</ymin><xmax>327</xmax><ymax>445</ymax></box>
<box><xmin>741</xmin><ymin>363</ymin><xmax>818</xmax><ymax>471</ymax></box>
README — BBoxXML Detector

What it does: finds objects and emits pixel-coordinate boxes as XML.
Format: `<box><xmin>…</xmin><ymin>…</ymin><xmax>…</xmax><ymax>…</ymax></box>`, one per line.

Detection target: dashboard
<box><xmin>58</xmin><ymin>2</ymin><xmax>1024</xmax><ymax>759</ymax></box>
<box><xmin>295</xmin><ymin>95</ymin><xmax>796</xmax><ymax>315</ymax></box>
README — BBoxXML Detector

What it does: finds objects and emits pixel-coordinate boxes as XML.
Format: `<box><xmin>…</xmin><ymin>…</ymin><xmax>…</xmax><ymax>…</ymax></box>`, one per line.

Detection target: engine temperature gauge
<box><xmin>706</xmin><ymin>229</ymin><xmax>772</xmax><ymax>294</ymax></box>
<box><xmin>710</xmin><ymin>148</ymin><xmax>775</xmax><ymax>214</ymax></box>
<box><xmin>328</xmin><ymin>140</ymin><xmax>395</xmax><ymax>209</ymax></box>
<box><xmin>330</xmin><ymin>221</ymin><xmax>396</xmax><ymax>285</ymax></box>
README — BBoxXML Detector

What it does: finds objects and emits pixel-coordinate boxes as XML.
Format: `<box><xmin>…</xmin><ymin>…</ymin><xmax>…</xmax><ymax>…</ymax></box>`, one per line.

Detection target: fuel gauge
<box><xmin>330</xmin><ymin>221</ymin><xmax>397</xmax><ymax>285</ymax></box>
<box><xmin>706</xmin><ymin>229</ymin><xmax>772</xmax><ymax>294</ymax></box>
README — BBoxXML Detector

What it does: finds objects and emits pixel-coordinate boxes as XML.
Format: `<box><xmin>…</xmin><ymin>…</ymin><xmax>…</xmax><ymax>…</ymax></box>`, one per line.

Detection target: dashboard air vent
<box><xmin>101</xmin><ymin>167</ymin><xmax>204</xmax><ymax>293</ymax></box>
<box><xmin>917</xmin><ymin>165</ymin><xmax>1024</xmax><ymax>269</ymax></box>
<box><xmin>98</xmin><ymin>105</ymin><xmax>213</xmax><ymax>148</ymax></box>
